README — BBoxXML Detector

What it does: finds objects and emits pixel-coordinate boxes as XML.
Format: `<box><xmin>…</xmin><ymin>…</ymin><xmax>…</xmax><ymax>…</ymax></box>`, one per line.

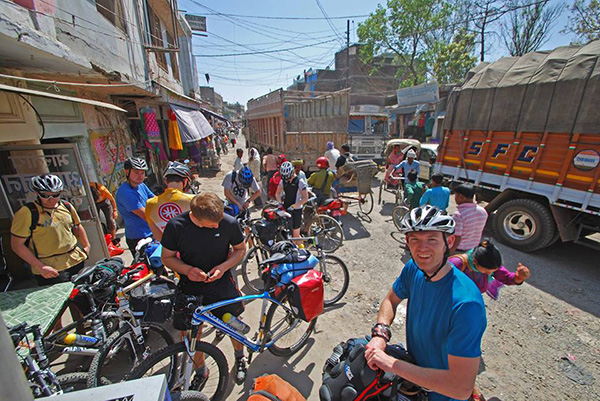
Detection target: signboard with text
<box><xmin>185</xmin><ymin>14</ymin><xmax>207</xmax><ymax>32</ymax></box>
<box><xmin>396</xmin><ymin>82</ymin><xmax>439</xmax><ymax>107</ymax></box>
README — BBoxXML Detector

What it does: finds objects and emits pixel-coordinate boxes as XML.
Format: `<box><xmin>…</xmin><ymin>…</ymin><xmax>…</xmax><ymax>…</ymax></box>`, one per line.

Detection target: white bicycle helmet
<box><xmin>399</xmin><ymin>205</ymin><xmax>455</xmax><ymax>235</ymax></box>
<box><xmin>31</xmin><ymin>174</ymin><xmax>64</xmax><ymax>193</ymax></box>
<box><xmin>124</xmin><ymin>157</ymin><xmax>148</xmax><ymax>171</ymax></box>
<box><xmin>279</xmin><ymin>161</ymin><xmax>294</xmax><ymax>180</ymax></box>
<box><xmin>163</xmin><ymin>161</ymin><xmax>192</xmax><ymax>181</ymax></box>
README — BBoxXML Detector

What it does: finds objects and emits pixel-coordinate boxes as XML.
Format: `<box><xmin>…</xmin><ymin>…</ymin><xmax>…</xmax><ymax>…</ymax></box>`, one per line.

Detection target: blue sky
<box><xmin>179</xmin><ymin>0</ymin><xmax>577</xmax><ymax>105</ymax></box>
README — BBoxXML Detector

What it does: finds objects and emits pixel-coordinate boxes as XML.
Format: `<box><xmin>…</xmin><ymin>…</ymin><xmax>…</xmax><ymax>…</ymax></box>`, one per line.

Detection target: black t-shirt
<box><xmin>161</xmin><ymin>211</ymin><xmax>244</xmax><ymax>291</ymax></box>
<box><xmin>282</xmin><ymin>176</ymin><xmax>300</xmax><ymax>209</ymax></box>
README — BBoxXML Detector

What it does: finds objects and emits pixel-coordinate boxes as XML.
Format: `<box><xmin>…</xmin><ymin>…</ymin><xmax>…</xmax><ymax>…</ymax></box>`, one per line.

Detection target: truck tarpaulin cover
<box><xmin>444</xmin><ymin>40</ymin><xmax>600</xmax><ymax>134</ymax></box>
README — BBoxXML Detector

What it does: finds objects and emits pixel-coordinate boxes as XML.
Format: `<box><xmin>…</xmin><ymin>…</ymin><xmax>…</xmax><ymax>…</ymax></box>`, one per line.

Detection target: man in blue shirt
<box><xmin>395</xmin><ymin>148</ymin><xmax>421</xmax><ymax>177</ymax></box>
<box><xmin>116</xmin><ymin>157</ymin><xmax>155</xmax><ymax>257</ymax></box>
<box><xmin>365</xmin><ymin>206</ymin><xmax>487</xmax><ymax>401</ymax></box>
<box><xmin>420</xmin><ymin>173</ymin><xmax>451</xmax><ymax>211</ymax></box>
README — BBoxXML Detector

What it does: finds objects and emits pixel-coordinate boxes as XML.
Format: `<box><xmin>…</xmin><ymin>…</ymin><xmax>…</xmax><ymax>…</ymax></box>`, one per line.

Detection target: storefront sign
<box><xmin>396</xmin><ymin>83</ymin><xmax>439</xmax><ymax>107</ymax></box>
<box><xmin>573</xmin><ymin>149</ymin><xmax>600</xmax><ymax>171</ymax></box>
<box><xmin>185</xmin><ymin>14</ymin><xmax>207</xmax><ymax>32</ymax></box>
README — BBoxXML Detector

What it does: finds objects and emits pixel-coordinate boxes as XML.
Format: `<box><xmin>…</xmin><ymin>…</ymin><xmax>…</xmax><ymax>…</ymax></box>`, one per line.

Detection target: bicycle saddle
<box><xmin>260</xmin><ymin>252</ymin><xmax>289</xmax><ymax>266</ymax></box>
<box><xmin>321</xmin><ymin>199</ymin><xmax>336</xmax><ymax>206</ymax></box>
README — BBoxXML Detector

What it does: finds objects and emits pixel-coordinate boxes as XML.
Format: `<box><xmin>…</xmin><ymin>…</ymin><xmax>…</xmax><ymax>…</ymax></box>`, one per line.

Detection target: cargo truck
<box><xmin>438</xmin><ymin>41</ymin><xmax>600</xmax><ymax>251</ymax></box>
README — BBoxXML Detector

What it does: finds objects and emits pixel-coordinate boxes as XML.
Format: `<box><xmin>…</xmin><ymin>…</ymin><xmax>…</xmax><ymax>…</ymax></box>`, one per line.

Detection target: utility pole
<box><xmin>346</xmin><ymin>19</ymin><xmax>350</xmax><ymax>89</ymax></box>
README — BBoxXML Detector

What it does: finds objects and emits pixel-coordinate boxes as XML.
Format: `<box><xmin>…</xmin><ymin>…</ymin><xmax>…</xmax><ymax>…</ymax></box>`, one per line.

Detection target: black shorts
<box><xmin>289</xmin><ymin>209</ymin><xmax>302</xmax><ymax>230</ymax></box>
<box><xmin>173</xmin><ymin>275</ymin><xmax>245</xmax><ymax>331</ymax></box>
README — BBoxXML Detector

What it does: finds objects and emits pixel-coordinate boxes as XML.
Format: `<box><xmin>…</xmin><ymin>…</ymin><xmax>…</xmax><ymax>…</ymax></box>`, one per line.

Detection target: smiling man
<box><xmin>365</xmin><ymin>205</ymin><xmax>487</xmax><ymax>401</ymax></box>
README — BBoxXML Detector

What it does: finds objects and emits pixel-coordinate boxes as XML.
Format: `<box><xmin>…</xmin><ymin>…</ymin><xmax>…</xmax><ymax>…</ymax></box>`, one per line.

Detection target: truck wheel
<box><xmin>493</xmin><ymin>199</ymin><xmax>556</xmax><ymax>252</ymax></box>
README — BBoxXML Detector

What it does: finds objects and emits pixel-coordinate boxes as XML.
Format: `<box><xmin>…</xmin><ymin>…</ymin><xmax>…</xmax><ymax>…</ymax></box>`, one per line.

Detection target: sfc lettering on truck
<box><xmin>438</xmin><ymin>41</ymin><xmax>600</xmax><ymax>252</ymax></box>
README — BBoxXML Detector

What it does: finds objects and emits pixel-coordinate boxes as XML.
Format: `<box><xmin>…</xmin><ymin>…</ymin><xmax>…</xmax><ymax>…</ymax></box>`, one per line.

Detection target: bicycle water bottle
<box><xmin>222</xmin><ymin>313</ymin><xmax>250</xmax><ymax>334</ymax></box>
<box><xmin>62</xmin><ymin>333</ymin><xmax>99</xmax><ymax>347</ymax></box>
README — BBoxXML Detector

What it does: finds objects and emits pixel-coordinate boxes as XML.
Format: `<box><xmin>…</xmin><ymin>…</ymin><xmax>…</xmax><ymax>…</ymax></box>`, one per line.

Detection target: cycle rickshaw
<box><xmin>335</xmin><ymin>160</ymin><xmax>379</xmax><ymax>215</ymax></box>
<box><xmin>377</xmin><ymin>139</ymin><xmax>421</xmax><ymax>206</ymax></box>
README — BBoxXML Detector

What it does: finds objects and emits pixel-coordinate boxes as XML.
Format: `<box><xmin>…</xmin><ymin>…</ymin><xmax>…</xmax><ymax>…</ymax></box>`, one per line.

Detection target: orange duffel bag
<box><xmin>247</xmin><ymin>374</ymin><xmax>306</xmax><ymax>401</ymax></box>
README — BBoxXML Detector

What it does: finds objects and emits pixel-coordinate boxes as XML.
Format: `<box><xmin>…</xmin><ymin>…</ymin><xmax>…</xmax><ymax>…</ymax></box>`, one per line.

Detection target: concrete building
<box><xmin>199</xmin><ymin>86</ymin><xmax>224</xmax><ymax>113</ymax></box>
<box><xmin>0</xmin><ymin>0</ymin><xmax>211</xmax><ymax>280</ymax></box>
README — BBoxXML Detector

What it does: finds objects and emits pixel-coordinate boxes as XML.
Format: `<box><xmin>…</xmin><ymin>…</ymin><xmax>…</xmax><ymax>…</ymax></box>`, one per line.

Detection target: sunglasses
<box><xmin>38</xmin><ymin>193</ymin><xmax>61</xmax><ymax>199</ymax></box>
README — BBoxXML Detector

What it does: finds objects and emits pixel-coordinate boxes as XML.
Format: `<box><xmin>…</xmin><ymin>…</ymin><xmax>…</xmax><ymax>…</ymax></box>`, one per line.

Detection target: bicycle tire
<box><xmin>241</xmin><ymin>245</ymin><xmax>268</xmax><ymax>294</ymax></box>
<box><xmin>308</xmin><ymin>214</ymin><xmax>343</xmax><ymax>253</ymax></box>
<box><xmin>87</xmin><ymin>322</ymin><xmax>175</xmax><ymax>388</ymax></box>
<box><xmin>172</xmin><ymin>391</ymin><xmax>211</xmax><ymax>401</ymax></box>
<box><xmin>56</xmin><ymin>373</ymin><xmax>110</xmax><ymax>393</ymax></box>
<box><xmin>358</xmin><ymin>192</ymin><xmax>374</xmax><ymax>215</ymax></box>
<box><xmin>378</xmin><ymin>181</ymin><xmax>383</xmax><ymax>205</ymax></box>
<box><xmin>129</xmin><ymin>341</ymin><xmax>228</xmax><ymax>401</ymax></box>
<box><xmin>265</xmin><ymin>294</ymin><xmax>316</xmax><ymax>357</ymax></box>
<box><xmin>392</xmin><ymin>206</ymin><xmax>410</xmax><ymax>231</ymax></box>
<box><xmin>319</xmin><ymin>255</ymin><xmax>350</xmax><ymax>306</ymax></box>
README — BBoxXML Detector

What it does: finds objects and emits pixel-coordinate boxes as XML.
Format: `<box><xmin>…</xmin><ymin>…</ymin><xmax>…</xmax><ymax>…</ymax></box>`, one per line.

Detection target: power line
<box><xmin>191</xmin><ymin>12</ymin><xmax>371</xmax><ymax>20</ymax></box>
<box><xmin>314</xmin><ymin>0</ymin><xmax>345</xmax><ymax>45</ymax></box>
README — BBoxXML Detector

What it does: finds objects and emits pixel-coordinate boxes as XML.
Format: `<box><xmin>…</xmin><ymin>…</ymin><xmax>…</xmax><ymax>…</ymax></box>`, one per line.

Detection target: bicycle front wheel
<box><xmin>392</xmin><ymin>206</ymin><xmax>410</xmax><ymax>231</ymax></box>
<box><xmin>358</xmin><ymin>192</ymin><xmax>374</xmax><ymax>215</ymax></box>
<box><xmin>87</xmin><ymin>322</ymin><xmax>174</xmax><ymax>387</ymax></box>
<box><xmin>319</xmin><ymin>255</ymin><xmax>350</xmax><ymax>306</ymax></box>
<box><xmin>265</xmin><ymin>295</ymin><xmax>316</xmax><ymax>357</ymax></box>
<box><xmin>129</xmin><ymin>341</ymin><xmax>228</xmax><ymax>401</ymax></box>
<box><xmin>241</xmin><ymin>245</ymin><xmax>268</xmax><ymax>294</ymax></box>
<box><xmin>308</xmin><ymin>214</ymin><xmax>343</xmax><ymax>253</ymax></box>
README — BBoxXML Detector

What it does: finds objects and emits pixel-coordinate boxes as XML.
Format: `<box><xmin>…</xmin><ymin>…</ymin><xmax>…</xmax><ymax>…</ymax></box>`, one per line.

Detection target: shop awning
<box><xmin>0</xmin><ymin>83</ymin><xmax>127</xmax><ymax>112</ymax></box>
<box><xmin>199</xmin><ymin>107</ymin><xmax>229</xmax><ymax>122</ymax></box>
<box><xmin>170</xmin><ymin>104</ymin><xmax>215</xmax><ymax>142</ymax></box>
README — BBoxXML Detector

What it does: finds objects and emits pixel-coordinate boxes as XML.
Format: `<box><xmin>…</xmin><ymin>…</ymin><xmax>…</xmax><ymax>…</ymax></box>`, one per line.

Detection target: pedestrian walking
<box><xmin>450</xmin><ymin>184</ymin><xmax>488</xmax><ymax>253</ymax></box>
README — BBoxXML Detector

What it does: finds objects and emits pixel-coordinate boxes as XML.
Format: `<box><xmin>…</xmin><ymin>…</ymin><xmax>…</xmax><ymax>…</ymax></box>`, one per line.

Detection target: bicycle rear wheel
<box><xmin>320</xmin><ymin>255</ymin><xmax>349</xmax><ymax>306</ymax></box>
<box><xmin>308</xmin><ymin>215</ymin><xmax>343</xmax><ymax>253</ymax></box>
<box><xmin>56</xmin><ymin>373</ymin><xmax>110</xmax><ymax>392</ymax></box>
<box><xmin>358</xmin><ymin>192</ymin><xmax>374</xmax><ymax>215</ymax></box>
<box><xmin>87</xmin><ymin>322</ymin><xmax>174</xmax><ymax>387</ymax></box>
<box><xmin>265</xmin><ymin>295</ymin><xmax>316</xmax><ymax>357</ymax></box>
<box><xmin>129</xmin><ymin>341</ymin><xmax>228</xmax><ymax>401</ymax></box>
<box><xmin>392</xmin><ymin>206</ymin><xmax>410</xmax><ymax>231</ymax></box>
<box><xmin>241</xmin><ymin>245</ymin><xmax>268</xmax><ymax>294</ymax></box>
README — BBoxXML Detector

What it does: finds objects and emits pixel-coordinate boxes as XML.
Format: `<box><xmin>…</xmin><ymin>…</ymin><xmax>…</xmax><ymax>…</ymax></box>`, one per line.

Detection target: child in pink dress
<box><xmin>449</xmin><ymin>240</ymin><xmax>531</xmax><ymax>300</ymax></box>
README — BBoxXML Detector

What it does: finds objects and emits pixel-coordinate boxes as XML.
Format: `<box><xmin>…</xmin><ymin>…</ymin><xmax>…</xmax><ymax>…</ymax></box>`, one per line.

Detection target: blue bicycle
<box><xmin>129</xmin><ymin>244</ymin><xmax>318</xmax><ymax>400</ymax></box>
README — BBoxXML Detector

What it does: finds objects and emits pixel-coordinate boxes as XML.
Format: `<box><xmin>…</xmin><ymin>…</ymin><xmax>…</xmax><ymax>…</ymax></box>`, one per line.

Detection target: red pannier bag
<box><xmin>287</xmin><ymin>269</ymin><xmax>324</xmax><ymax>322</ymax></box>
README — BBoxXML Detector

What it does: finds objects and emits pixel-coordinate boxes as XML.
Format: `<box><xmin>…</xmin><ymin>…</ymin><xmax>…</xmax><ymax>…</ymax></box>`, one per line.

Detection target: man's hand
<box><xmin>366</xmin><ymin>336</ymin><xmax>387</xmax><ymax>357</ymax></box>
<box><xmin>206</xmin><ymin>267</ymin><xmax>223</xmax><ymax>282</ymax></box>
<box><xmin>515</xmin><ymin>263</ymin><xmax>530</xmax><ymax>283</ymax></box>
<box><xmin>187</xmin><ymin>267</ymin><xmax>209</xmax><ymax>282</ymax></box>
<box><xmin>38</xmin><ymin>265</ymin><xmax>59</xmax><ymax>279</ymax></box>
<box><xmin>365</xmin><ymin>346</ymin><xmax>395</xmax><ymax>372</ymax></box>
<box><xmin>113</xmin><ymin>211</ymin><xmax>118</xmax><ymax>220</ymax></box>
<box><xmin>83</xmin><ymin>245</ymin><xmax>91</xmax><ymax>256</ymax></box>
<box><xmin>242</xmin><ymin>201</ymin><xmax>251</xmax><ymax>210</ymax></box>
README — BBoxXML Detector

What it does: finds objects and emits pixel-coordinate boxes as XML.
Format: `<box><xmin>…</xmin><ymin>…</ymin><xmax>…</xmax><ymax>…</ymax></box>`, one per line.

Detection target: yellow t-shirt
<box><xmin>11</xmin><ymin>201</ymin><xmax>87</xmax><ymax>273</ymax></box>
<box><xmin>145</xmin><ymin>188</ymin><xmax>194</xmax><ymax>232</ymax></box>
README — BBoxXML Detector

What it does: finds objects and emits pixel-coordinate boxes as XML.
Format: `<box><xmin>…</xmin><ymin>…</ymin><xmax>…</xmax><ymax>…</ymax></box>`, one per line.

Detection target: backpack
<box><xmin>25</xmin><ymin>200</ymin><xmax>75</xmax><ymax>257</ymax></box>
<box><xmin>248</xmin><ymin>374</ymin><xmax>307</xmax><ymax>401</ymax></box>
<box><xmin>320</xmin><ymin>337</ymin><xmax>425</xmax><ymax>401</ymax></box>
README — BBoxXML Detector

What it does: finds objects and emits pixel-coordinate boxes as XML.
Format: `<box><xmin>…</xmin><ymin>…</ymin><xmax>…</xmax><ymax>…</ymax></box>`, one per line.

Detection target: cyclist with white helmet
<box><xmin>364</xmin><ymin>205</ymin><xmax>487</xmax><ymax>401</ymax></box>
<box><xmin>222</xmin><ymin>166</ymin><xmax>261</xmax><ymax>216</ymax></box>
<box><xmin>115</xmin><ymin>157</ymin><xmax>155</xmax><ymax>256</ymax></box>
<box><xmin>145</xmin><ymin>161</ymin><xmax>195</xmax><ymax>241</ymax></box>
<box><xmin>11</xmin><ymin>174</ymin><xmax>90</xmax><ymax>286</ymax></box>
<box><xmin>275</xmin><ymin>161</ymin><xmax>308</xmax><ymax>240</ymax></box>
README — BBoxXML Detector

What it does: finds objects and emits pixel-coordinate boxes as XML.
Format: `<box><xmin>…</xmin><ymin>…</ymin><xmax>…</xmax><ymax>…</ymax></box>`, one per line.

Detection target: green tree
<box><xmin>432</xmin><ymin>29</ymin><xmax>478</xmax><ymax>84</ymax></box>
<box><xmin>357</xmin><ymin>0</ymin><xmax>453</xmax><ymax>87</ymax></box>
<box><xmin>564</xmin><ymin>0</ymin><xmax>600</xmax><ymax>43</ymax></box>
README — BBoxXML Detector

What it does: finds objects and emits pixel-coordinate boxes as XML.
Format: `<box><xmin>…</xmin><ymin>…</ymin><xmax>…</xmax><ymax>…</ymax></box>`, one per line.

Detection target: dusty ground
<box><xmin>66</xmin><ymin>132</ymin><xmax>597</xmax><ymax>401</ymax></box>
<box><xmin>191</xmin><ymin>133</ymin><xmax>599</xmax><ymax>401</ymax></box>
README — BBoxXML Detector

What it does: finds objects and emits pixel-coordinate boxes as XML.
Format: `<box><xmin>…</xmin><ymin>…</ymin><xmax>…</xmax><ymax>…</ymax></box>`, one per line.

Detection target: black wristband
<box><xmin>371</xmin><ymin>323</ymin><xmax>392</xmax><ymax>342</ymax></box>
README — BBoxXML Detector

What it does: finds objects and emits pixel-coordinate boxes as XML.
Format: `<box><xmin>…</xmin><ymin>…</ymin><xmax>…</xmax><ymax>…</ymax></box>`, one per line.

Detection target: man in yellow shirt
<box><xmin>11</xmin><ymin>174</ymin><xmax>90</xmax><ymax>287</ymax></box>
<box><xmin>145</xmin><ymin>162</ymin><xmax>194</xmax><ymax>241</ymax></box>
<box><xmin>307</xmin><ymin>157</ymin><xmax>335</xmax><ymax>205</ymax></box>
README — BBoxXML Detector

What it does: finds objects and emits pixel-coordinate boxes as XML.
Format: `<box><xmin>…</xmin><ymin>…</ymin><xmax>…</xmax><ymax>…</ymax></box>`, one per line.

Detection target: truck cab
<box><xmin>347</xmin><ymin>105</ymin><xmax>389</xmax><ymax>162</ymax></box>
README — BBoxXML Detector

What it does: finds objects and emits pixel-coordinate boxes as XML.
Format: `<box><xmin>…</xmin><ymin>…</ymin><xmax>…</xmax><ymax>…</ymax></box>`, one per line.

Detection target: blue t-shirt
<box><xmin>420</xmin><ymin>186</ymin><xmax>451</xmax><ymax>211</ymax></box>
<box><xmin>395</xmin><ymin>159</ymin><xmax>421</xmax><ymax>175</ymax></box>
<box><xmin>393</xmin><ymin>260</ymin><xmax>487</xmax><ymax>401</ymax></box>
<box><xmin>116</xmin><ymin>182</ymin><xmax>154</xmax><ymax>239</ymax></box>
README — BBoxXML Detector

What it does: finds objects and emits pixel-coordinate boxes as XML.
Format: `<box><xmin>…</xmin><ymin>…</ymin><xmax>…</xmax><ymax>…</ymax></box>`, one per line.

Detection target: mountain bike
<box><xmin>242</xmin><ymin>235</ymin><xmax>349</xmax><ymax>305</ymax></box>
<box><xmin>129</xmin><ymin>252</ymin><xmax>321</xmax><ymax>400</ymax></box>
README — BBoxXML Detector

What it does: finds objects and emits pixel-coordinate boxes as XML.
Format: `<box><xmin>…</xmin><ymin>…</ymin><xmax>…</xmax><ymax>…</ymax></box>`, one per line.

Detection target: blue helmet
<box><xmin>239</xmin><ymin>166</ymin><xmax>254</xmax><ymax>188</ymax></box>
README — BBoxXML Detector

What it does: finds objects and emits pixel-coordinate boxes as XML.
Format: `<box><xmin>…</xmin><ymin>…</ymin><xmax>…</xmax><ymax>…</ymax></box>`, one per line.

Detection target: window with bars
<box><xmin>165</xmin><ymin>31</ymin><xmax>179</xmax><ymax>81</ymax></box>
<box><xmin>96</xmin><ymin>0</ymin><xmax>128</xmax><ymax>33</ymax></box>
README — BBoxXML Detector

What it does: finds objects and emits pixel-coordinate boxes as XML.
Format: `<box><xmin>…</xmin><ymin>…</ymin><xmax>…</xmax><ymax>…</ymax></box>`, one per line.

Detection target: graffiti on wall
<box><xmin>89</xmin><ymin>129</ymin><xmax>131</xmax><ymax>192</ymax></box>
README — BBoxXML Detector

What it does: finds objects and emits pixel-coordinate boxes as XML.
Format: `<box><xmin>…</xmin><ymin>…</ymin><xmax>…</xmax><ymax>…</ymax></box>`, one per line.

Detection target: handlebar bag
<box><xmin>255</xmin><ymin>220</ymin><xmax>279</xmax><ymax>247</ymax></box>
<box><xmin>287</xmin><ymin>269</ymin><xmax>324</xmax><ymax>322</ymax></box>
<box><xmin>129</xmin><ymin>280</ymin><xmax>177</xmax><ymax>323</ymax></box>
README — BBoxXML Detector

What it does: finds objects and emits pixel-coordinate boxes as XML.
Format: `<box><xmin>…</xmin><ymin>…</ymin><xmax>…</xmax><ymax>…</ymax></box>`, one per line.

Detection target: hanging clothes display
<box><xmin>140</xmin><ymin>107</ymin><xmax>161</xmax><ymax>143</ymax></box>
<box><xmin>168</xmin><ymin>110</ymin><xmax>183</xmax><ymax>151</ymax></box>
